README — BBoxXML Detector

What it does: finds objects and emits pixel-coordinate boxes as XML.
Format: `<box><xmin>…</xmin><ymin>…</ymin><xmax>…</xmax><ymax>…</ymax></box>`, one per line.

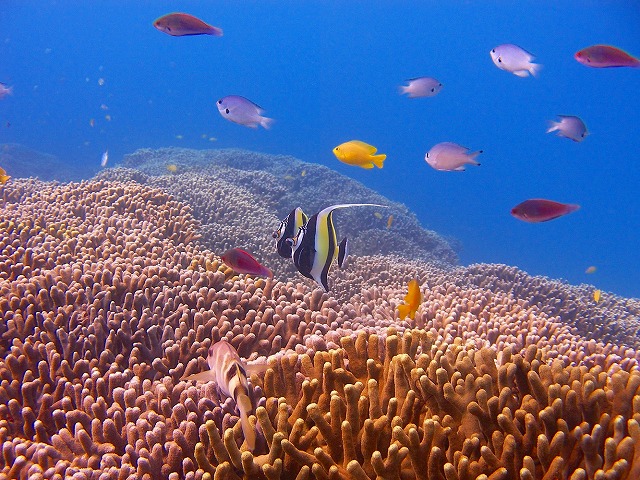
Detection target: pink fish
<box><xmin>425</xmin><ymin>142</ymin><xmax>482</xmax><ymax>171</ymax></box>
<box><xmin>221</xmin><ymin>248</ymin><xmax>273</xmax><ymax>278</ymax></box>
<box><xmin>0</xmin><ymin>83</ymin><xmax>13</xmax><ymax>99</ymax></box>
<box><xmin>575</xmin><ymin>45</ymin><xmax>640</xmax><ymax>68</ymax></box>
<box><xmin>511</xmin><ymin>199</ymin><xmax>580</xmax><ymax>223</ymax></box>
<box><xmin>153</xmin><ymin>13</ymin><xmax>223</xmax><ymax>37</ymax></box>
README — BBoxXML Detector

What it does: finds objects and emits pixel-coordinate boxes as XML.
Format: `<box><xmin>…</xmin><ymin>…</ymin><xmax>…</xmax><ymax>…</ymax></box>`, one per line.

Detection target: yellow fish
<box><xmin>167</xmin><ymin>164</ymin><xmax>178</xmax><ymax>173</ymax></box>
<box><xmin>386</xmin><ymin>214</ymin><xmax>394</xmax><ymax>229</ymax></box>
<box><xmin>585</xmin><ymin>266</ymin><xmax>597</xmax><ymax>274</ymax></box>
<box><xmin>398</xmin><ymin>279</ymin><xmax>422</xmax><ymax>320</ymax></box>
<box><xmin>0</xmin><ymin>167</ymin><xmax>10</xmax><ymax>185</ymax></box>
<box><xmin>593</xmin><ymin>289</ymin><xmax>601</xmax><ymax>303</ymax></box>
<box><xmin>333</xmin><ymin>140</ymin><xmax>386</xmax><ymax>169</ymax></box>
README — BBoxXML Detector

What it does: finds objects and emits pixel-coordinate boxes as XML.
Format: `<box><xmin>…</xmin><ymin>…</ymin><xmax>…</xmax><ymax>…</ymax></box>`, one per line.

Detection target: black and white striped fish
<box><xmin>288</xmin><ymin>203</ymin><xmax>385</xmax><ymax>291</ymax></box>
<box><xmin>273</xmin><ymin>207</ymin><xmax>308</xmax><ymax>258</ymax></box>
<box><xmin>184</xmin><ymin>340</ymin><xmax>266</xmax><ymax>450</ymax></box>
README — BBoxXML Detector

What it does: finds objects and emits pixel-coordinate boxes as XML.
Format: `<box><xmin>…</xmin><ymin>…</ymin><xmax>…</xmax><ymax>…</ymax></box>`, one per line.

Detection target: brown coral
<box><xmin>0</xmin><ymin>172</ymin><xmax>639</xmax><ymax>480</ymax></box>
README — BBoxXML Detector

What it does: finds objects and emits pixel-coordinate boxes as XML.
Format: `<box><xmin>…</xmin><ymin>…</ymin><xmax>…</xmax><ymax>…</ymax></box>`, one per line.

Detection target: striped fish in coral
<box><xmin>272</xmin><ymin>207</ymin><xmax>308</xmax><ymax>258</ymax></box>
<box><xmin>288</xmin><ymin>203</ymin><xmax>386</xmax><ymax>291</ymax></box>
<box><xmin>183</xmin><ymin>340</ymin><xmax>266</xmax><ymax>451</ymax></box>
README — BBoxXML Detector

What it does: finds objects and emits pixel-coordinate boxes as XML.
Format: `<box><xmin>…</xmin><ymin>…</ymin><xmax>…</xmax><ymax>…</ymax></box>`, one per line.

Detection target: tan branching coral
<box><xmin>0</xmin><ymin>174</ymin><xmax>639</xmax><ymax>479</ymax></box>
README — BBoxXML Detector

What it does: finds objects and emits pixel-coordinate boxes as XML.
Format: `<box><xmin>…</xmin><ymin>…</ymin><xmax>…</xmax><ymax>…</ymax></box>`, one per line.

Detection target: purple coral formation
<box><xmin>0</xmin><ymin>149</ymin><xmax>639</xmax><ymax>479</ymax></box>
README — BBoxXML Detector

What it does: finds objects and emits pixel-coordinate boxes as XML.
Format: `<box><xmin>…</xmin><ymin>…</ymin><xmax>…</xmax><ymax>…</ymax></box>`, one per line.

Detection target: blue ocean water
<box><xmin>1</xmin><ymin>2</ymin><xmax>639</xmax><ymax>298</ymax></box>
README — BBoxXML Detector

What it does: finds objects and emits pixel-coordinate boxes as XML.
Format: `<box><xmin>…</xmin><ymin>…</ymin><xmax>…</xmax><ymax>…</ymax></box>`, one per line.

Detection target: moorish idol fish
<box><xmin>183</xmin><ymin>340</ymin><xmax>267</xmax><ymax>451</ymax></box>
<box><xmin>273</xmin><ymin>207</ymin><xmax>308</xmax><ymax>258</ymax></box>
<box><xmin>288</xmin><ymin>203</ymin><xmax>386</xmax><ymax>291</ymax></box>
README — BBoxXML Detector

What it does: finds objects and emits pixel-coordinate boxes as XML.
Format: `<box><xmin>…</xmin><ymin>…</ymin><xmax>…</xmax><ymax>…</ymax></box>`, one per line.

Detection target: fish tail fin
<box><xmin>546</xmin><ymin>120</ymin><xmax>560</xmax><ymax>134</ymax></box>
<box><xmin>398</xmin><ymin>85</ymin><xmax>409</xmax><ymax>95</ymax></box>
<box><xmin>260</xmin><ymin>116</ymin><xmax>275</xmax><ymax>129</ymax></box>
<box><xmin>397</xmin><ymin>304</ymin><xmax>411</xmax><ymax>320</ymax></box>
<box><xmin>371</xmin><ymin>154</ymin><xmax>386</xmax><ymax>168</ymax></box>
<box><xmin>529</xmin><ymin>62</ymin><xmax>542</xmax><ymax>77</ymax></box>
<box><xmin>468</xmin><ymin>150</ymin><xmax>482</xmax><ymax>166</ymax></box>
<box><xmin>236</xmin><ymin>393</ymin><xmax>256</xmax><ymax>450</ymax></box>
<box><xmin>338</xmin><ymin>237</ymin><xmax>348</xmax><ymax>268</ymax></box>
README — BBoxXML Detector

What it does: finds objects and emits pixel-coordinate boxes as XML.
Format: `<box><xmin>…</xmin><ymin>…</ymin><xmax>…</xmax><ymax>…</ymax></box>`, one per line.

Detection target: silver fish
<box><xmin>490</xmin><ymin>44</ymin><xmax>541</xmax><ymax>77</ymax></box>
<box><xmin>425</xmin><ymin>142</ymin><xmax>482</xmax><ymax>172</ymax></box>
<box><xmin>546</xmin><ymin>115</ymin><xmax>588</xmax><ymax>142</ymax></box>
<box><xmin>399</xmin><ymin>77</ymin><xmax>443</xmax><ymax>98</ymax></box>
<box><xmin>216</xmin><ymin>95</ymin><xmax>274</xmax><ymax>129</ymax></box>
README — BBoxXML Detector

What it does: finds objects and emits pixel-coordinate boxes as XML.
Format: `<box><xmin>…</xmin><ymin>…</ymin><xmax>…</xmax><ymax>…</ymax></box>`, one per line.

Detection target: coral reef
<box><xmin>0</xmin><ymin>154</ymin><xmax>639</xmax><ymax>479</ymax></box>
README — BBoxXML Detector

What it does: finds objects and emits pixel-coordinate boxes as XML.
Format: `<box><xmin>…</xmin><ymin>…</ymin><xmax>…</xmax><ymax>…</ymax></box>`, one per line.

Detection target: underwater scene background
<box><xmin>1</xmin><ymin>2</ymin><xmax>640</xmax><ymax>480</ymax></box>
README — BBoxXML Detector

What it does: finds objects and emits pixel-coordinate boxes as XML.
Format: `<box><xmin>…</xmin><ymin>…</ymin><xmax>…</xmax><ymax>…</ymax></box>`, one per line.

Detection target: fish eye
<box><xmin>217</xmin><ymin>100</ymin><xmax>222</xmax><ymax>104</ymax></box>
<box><xmin>272</xmin><ymin>231</ymin><xmax>278</xmax><ymax>238</ymax></box>
<box><xmin>491</xmin><ymin>49</ymin><xmax>495</xmax><ymax>53</ymax></box>
<box><xmin>225</xmin><ymin>108</ymin><xmax>230</xmax><ymax>114</ymax></box>
<box><xmin>285</xmin><ymin>238</ymin><xmax>294</xmax><ymax>246</ymax></box>
<box><xmin>430</xmin><ymin>88</ymin><xmax>435</xmax><ymax>92</ymax></box>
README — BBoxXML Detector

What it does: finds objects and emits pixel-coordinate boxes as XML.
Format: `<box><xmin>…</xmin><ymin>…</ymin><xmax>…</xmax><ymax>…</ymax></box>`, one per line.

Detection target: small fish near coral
<box><xmin>333</xmin><ymin>140</ymin><xmax>386</xmax><ymax>169</ymax></box>
<box><xmin>273</xmin><ymin>207</ymin><xmax>308</xmax><ymax>258</ymax></box>
<box><xmin>183</xmin><ymin>340</ymin><xmax>267</xmax><ymax>451</ymax></box>
<box><xmin>399</xmin><ymin>77</ymin><xmax>443</xmax><ymax>98</ymax></box>
<box><xmin>593</xmin><ymin>289</ymin><xmax>602</xmax><ymax>303</ymax></box>
<box><xmin>221</xmin><ymin>248</ymin><xmax>273</xmax><ymax>278</ymax></box>
<box><xmin>216</xmin><ymin>95</ymin><xmax>274</xmax><ymax>129</ymax></box>
<box><xmin>398</xmin><ymin>279</ymin><xmax>422</xmax><ymax>320</ymax></box>
<box><xmin>546</xmin><ymin>115</ymin><xmax>588</xmax><ymax>142</ymax></box>
<box><xmin>490</xmin><ymin>44</ymin><xmax>542</xmax><ymax>77</ymax></box>
<box><xmin>100</xmin><ymin>150</ymin><xmax>109</xmax><ymax>168</ymax></box>
<box><xmin>425</xmin><ymin>142</ymin><xmax>482</xmax><ymax>171</ymax></box>
<box><xmin>574</xmin><ymin>45</ymin><xmax>640</xmax><ymax>68</ymax></box>
<box><xmin>288</xmin><ymin>203</ymin><xmax>387</xmax><ymax>291</ymax></box>
<box><xmin>153</xmin><ymin>13</ymin><xmax>223</xmax><ymax>37</ymax></box>
<box><xmin>0</xmin><ymin>167</ymin><xmax>10</xmax><ymax>185</ymax></box>
<box><xmin>511</xmin><ymin>199</ymin><xmax>580</xmax><ymax>223</ymax></box>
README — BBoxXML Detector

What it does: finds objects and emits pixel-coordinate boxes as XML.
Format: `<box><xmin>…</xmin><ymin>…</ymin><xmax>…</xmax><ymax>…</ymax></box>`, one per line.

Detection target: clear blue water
<box><xmin>1</xmin><ymin>2</ymin><xmax>639</xmax><ymax>298</ymax></box>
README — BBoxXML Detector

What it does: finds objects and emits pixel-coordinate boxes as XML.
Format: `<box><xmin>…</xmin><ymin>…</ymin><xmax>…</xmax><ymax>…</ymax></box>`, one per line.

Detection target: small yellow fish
<box><xmin>167</xmin><ymin>164</ymin><xmax>178</xmax><ymax>173</ymax></box>
<box><xmin>0</xmin><ymin>167</ymin><xmax>11</xmax><ymax>185</ymax></box>
<box><xmin>585</xmin><ymin>266</ymin><xmax>597</xmax><ymax>274</ymax></box>
<box><xmin>398</xmin><ymin>279</ymin><xmax>422</xmax><ymax>320</ymax></box>
<box><xmin>374</xmin><ymin>212</ymin><xmax>383</xmax><ymax>219</ymax></box>
<box><xmin>333</xmin><ymin>140</ymin><xmax>386</xmax><ymax>169</ymax></box>
<box><xmin>283</xmin><ymin>175</ymin><xmax>295</xmax><ymax>181</ymax></box>
<box><xmin>301</xmin><ymin>169</ymin><xmax>307</xmax><ymax>177</ymax></box>
<box><xmin>105</xmin><ymin>114</ymin><xmax>112</xmax><ymax>122</ymax></box>
<box><xmin>386</xmin><ymin>214</ymin><xmax>394</xmax><ymax>229</ymax></box>
<box><xmin>593</xmin><ymin>289</ymin><xmax>601</xmax><ymax>303</ymax></box>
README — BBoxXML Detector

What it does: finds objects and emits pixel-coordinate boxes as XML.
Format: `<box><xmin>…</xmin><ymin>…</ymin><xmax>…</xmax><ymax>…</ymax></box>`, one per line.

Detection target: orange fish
<box><xmin>398</xmin><ymin>279</ymin><xmax>422</xmax><ymax>320</ymax></box>
<box><xmin>0</xmin><ymin>167</ymin><xmax>10</xmax><ymax>185</ymax></box>
<box><xmin>153</xmin><ymin>13</ymin><xmax>223</xmax><ymax>37</ymax></box>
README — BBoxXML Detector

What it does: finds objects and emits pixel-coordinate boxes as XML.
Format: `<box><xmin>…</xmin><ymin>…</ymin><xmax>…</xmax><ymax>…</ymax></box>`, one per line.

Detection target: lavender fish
<box><xmin>425</xmin><ymin>142</ymin><xmax>482</xmax><ymax>171</ymax></box>
<box><xmin>216</xmin><ymin>95</ymin><xmax>274</xmax><ymax>129</ymax></box>
<box><xmin>546</xmin><ymin>115</ymin><xmax>588</xmax><ymax>142</ymax></box>
<box><xmin>490</xmin><ymin>44</ymin><xmax>541</xmax><ymax>77</ymax></box>
<box><xmin>399</xmin><ymin>77</ymin><xmax>443</xmax><ymax>98</ymax></box>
